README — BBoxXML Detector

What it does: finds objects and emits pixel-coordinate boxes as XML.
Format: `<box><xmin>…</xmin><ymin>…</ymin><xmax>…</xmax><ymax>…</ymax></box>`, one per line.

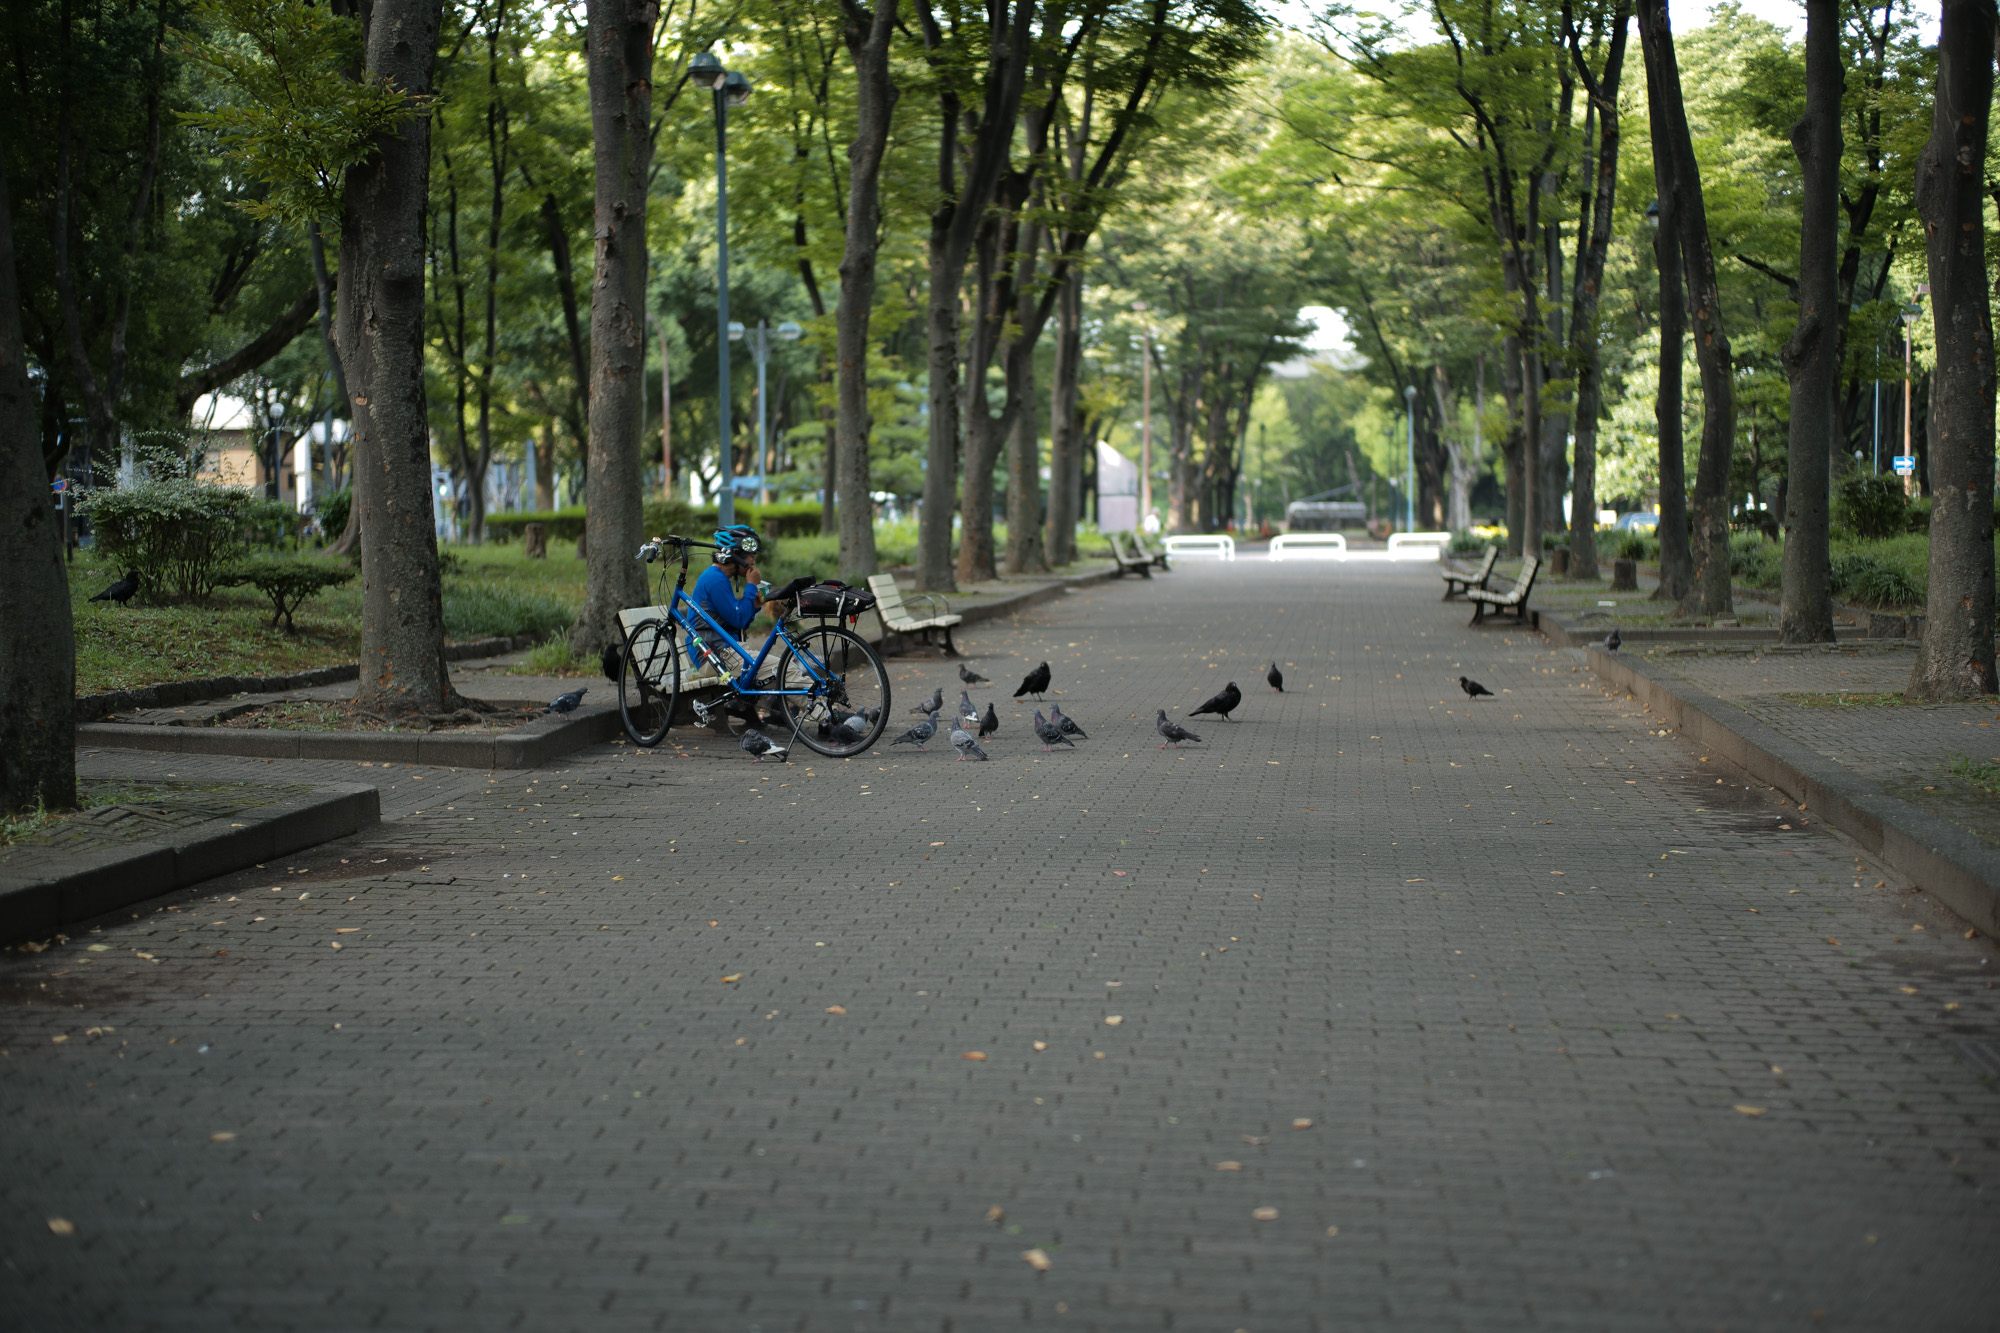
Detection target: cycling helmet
<box><xmin>712</xmin><ymin>523</ymin><xmax>763</xmax><ymax>561</ymax></box>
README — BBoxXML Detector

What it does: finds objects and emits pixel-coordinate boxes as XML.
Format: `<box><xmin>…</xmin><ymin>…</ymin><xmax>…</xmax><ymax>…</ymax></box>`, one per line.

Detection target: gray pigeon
<box><xmin>958</xmin><ymin>663</ymin><xmax>989</xmax><ymax>685</ymax></box>
<box><xmin>891</xmin><ymin>714</ymin><xmax>936</xmax><ymax>749</ymax></box>
<box><xmin>1032</xmin><ymin>709</ymin><xmax>1074</xmax><ymax>751</ymax></box>
<box><xmin>544</xmin><ymin>687</ymin><xmax>588</xmax><ymax>714</ymax></box>
<box><xmin>978</xmin><ymin>702</ymin><xmax>999</xmax><ymax>739</ymax></box>
<box><xmin>958</xmin><ymin>689</ymin><xmax>980</xmax><ymax>728</ymax></box>
<box><xmin>1155</xmin><ymin>709</ymin><xmax>1202</xmax><ymax>748</ymax></box>
<box><xmin>1050</xmin><ymin>703</ymin><xmax>1088</xmax><ymax>739</ymax></box>
<box><xmin>739</xmin><ymin>727</ymin><xmax>788</xmax><ymax>762</ymax></box>
<box><xmin>911</xmin><ymin>686</ymin><xmax>944</xmax><ymax>717</ymax></box>
<box><xmin>1605</xmin><ymin>627</ymin><xmax>1621</xmax><ymax>652</ymax></box>
<box><xmin>950</xmin><ymin>726</ymin><xmax>988</xmax><ymax>761</ymax></box>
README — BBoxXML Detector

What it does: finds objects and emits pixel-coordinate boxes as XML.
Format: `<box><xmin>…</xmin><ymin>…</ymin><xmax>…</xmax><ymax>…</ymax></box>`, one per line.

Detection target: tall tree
<box><xmin>1638</xmin><ymin>24</ymin><xmax>1692</xmax><ymax>601</ymax></box>
<box><xmin>0</xmin><ymin>136</ymin><xmax>75</xmax><ymax>815</ymax></box>
<box><xmin>834</xmin><ymin>0</ymin><xmax>899</xmax><ymax>580</ymax></box>
<box><xmin>341</xmin><ymin>0</ymin><xmax>460</xmax><ymax>714</ymax></box>
<box><xmin>1906</xmin><ymin>0</ymin><xmax>1997</xmax><ymax>700</ymax></box>
<box><xmin>1777</xmin><ymin>0</ymin><xmax>1841</xmax><ymax>644</ymax></box>
<box><xmin>1637</xmin><ymin>0</ymin><xmax>1734</xmax><ymax>618</ymax></box>
<box><xmin>573</xmin><ymin>0</ymin><xmax>657</xmax><ymax>654</ymax></box>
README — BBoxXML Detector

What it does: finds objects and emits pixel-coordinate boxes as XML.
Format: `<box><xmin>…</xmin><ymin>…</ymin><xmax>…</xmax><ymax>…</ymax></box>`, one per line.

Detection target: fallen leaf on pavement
<box><xmin>986</xmin><ymin>1206</ymin><xmax>1004</xmax><ymax>1222</ymax></box>
<box><xmin>1032</xmin><ymin>1041</ymin><xmax>1047</xmax><ymax>1051</ymax></box>
<box><xmin>335</xmin><ymin>928</ymin><xmax>359</xmax><ymax>934</ymax></box>
<box><xmin>1292</xmin><ymin>1118</ymin><xmax>1314</xmax><ymax>1130</ymax></box>
<box><xmin>1214</xmin><ymin>1161</ymin><xmax>1242</xmax><ymax>1171</ymax></box>
<box><xmin>721</xmin><ymin>974</ymin><xmax>742</xmax><ymax>983</ymax></box>
<box><xmin>1326</xmin><ymin>1225</ymin><xmax>1340</xmax><ymax>1236</ymax></box>
<box><xmin>50</xmin><ymin>1034</ymin><xmax>67</xmax><ymax>1044</ymax></box>
<box><xmin>1252</xmin><ymin>1207</ymin><xmax>1279</xmax><ymax>1221</ymax></box>
<box><xmin>1022</xmin><ymin>1249</ymin><xmax>1052</xmax><ymax>1271</ymax></box>
<box><xmin>1103</xmin><ymin>1015</ymin><xmax>1123</xmax><ymax>1027</ymax></box>
<box><xmin>1241</xmin><ymin>1135</ymin><xmax>1269</xmax><ymax>1146</ymax></box>
<box><xmin>209</xmin><ymin>1132</ymin><xmax>237</xmax><ymax>1142</ymax></box>
<box><xmin>1826</xmin><ymin>938</ymin><xmax>1840</xmax><ymax>946</ymax></box>
<box><xmin>963</xmin><ymin>1051</ymin><xmax>987</xmax><ymax>1061</ymax></box>
<box><xmin>1733</xmin><ymin>1105</ymin><xmax>1767</xmax><ymax>1117</ymax></box>
<box><xmin>47</xmin><ymin>1218</ymin><xmax>74</xmax><ymax>1236</ymax></box>
<box><xmin>86</xmin><ymin>944</ymin><xmax>110</xmax><ymax>952</ymax></box>
<box><xmin>825</xmin><ymin>1005</ymin><xmax>847</xmax><ymax>1014</ymax></box>
<box><xmin>1898</xmin><ymin>986</ymin><xmax>1918</xmax><ymax>995</ymax></box>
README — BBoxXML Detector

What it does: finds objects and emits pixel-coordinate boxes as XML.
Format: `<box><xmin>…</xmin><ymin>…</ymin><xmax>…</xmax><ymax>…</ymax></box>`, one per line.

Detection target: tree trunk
<box><xmin>1046</xmin><ymin>263</ymin><xmax>1084</xmax><ymax>565</ymax></box>
<box><xmin>312</xmin><ymin>220</ymin><xmax>363</xmax><ymax>557</ymax></box>
<box><xmin>572</xmin><ymin>0</ymin><xmax>655</xmax><ymax>655</ymax></box>
<box><xmin>1541</xmin><ymin>210</ymin><xmax>1569</xmax><ymax>545</ymax></box>
<box><xmin>1500</xmin><ymin>333</ymin><xmax>1525</xmax><ymax>555</ymax></box>
<box><xmin>1907</xmin><ymin>0</ymin><xmax>1997</xmax><ymax>700</ymax></box>
<box><xmin>1002</xmin><ymin>212</ymin><xmax>1047</xmax><ymax>575</ymax></box>
<box><xmin>0</xmin><ymin>142</ymin><xmax>75</xmax><ymax>815</ymax></box>
<box><xmin>1638</xmin><ymin>0</ymin><xmax>1692</xmax><ymax>602</ymax></box>
<box><xmin>342</xmin><ymin>0</ymin><xmax>458</xmax><ymax>715</ymax></box>
<box><xmin>919</xmin><ymin>233</ymin><xmax>963</xmax><ymax>586</ymax></box>
<box><xmin>834</xmin><ymin>0</ymin><xmax>899</xmax><ymax>581</ymax></box>
<box><xmin>1566</xmin><ymin>8</ymin><xmax>1629</xmax><ymax>583</ymax></box>
<box><xmin>1778</xmin><ymin>0</ymin><xmax>1841</xmax><ymax>644</ymax></box>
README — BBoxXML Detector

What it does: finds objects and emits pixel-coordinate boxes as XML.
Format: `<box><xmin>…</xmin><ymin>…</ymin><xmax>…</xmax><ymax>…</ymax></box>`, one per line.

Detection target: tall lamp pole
<box><xmin>1403</xmin><ymin>384</ymin><xmax>1416</xmax><ymax>533</ymax></box>
<box><xmin>1134</xmin><ymin>302</ymin><xmax>1152</xmax><ymax>527</ymax></box>
<box><xmin>690</xmin><ymin>52</ymin><xmax>751</xmax><ymax>527</ymax></box>
<box><xmin>1900</xmin><ymin>293</ymin><xmax>1924</xmax><ymax>496</ymax></box>
<box><xmin>737</xmin><ymin>320</ymin><xmax>804</xmax><ymax>506</ymax></box>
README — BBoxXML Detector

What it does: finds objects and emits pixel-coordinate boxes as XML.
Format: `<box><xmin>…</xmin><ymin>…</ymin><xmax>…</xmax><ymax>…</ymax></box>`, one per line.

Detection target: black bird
<box><xmin>90</xmin><ymin>571</ymin><xmax>139</xmax><ymax>606</ymax></box>
<box><xmin>600</xmin><ymin>643</ymin><xmax>624</xmax><ymax>683</ymax></box>
<box><xmin>891</xmin><ymin>715</ymin><xmax>937</xmax><ymax>749</ymax></box>
<box><xmin>1050</xmin><ymin>703</ymin><xmax>1088</xmax><ymax>740</ymax></box>
<box><xmin>1032</xmin><ymin>709</ymin><xmax>1074</xmax><ymax>751</ymax></box>
<box><xmin>978</xmin><ymin>702</ymin><xmax>1000</xmax><ymax>740</ymax></box>
<box><xmin>1458</xmin><ymin>676</ymin><xmax>1494</xmax><ymax>700</ymax></box>
<box><xmin>739</xmin><ymin>727</ymin><xmax>788</xmax><ymax>763</ymax></box>
<box><xmin>1605</xmin><ymin>628</ymin><xmax>1622</xmax><ymax>653</ymax></box>
<box><xmin>1189</xmin><ymin>681</ymin><xmax>1242</xmax><ymax>722</ymax></box>
<box><xmin>1266</xmin><ymin>661</ymin><xmax>1284</xmax><ymax>693</ymax></box>
<box><xmin>911</xmin><ymin>686</ymin><xmax>944</xmax><ymax>717</ymax></box>
<box><xmin>958</xmin><ymin>663</ymin><xmax>989</xmax><ymax>685</ymax></box>
<box><xmin>1014</xmin><ymin>661</ymin><xmax>1052</xmax><ymax>700</ymax></box>
<box><xmin>1155</xmin><ymin>710</ymin><xmax>1202</xmax><ymax>749</ymax></box>
<box><xmin>544</xmin><ymin>687</ymin><xmax>588</xmax><ymax>714</ymax></box>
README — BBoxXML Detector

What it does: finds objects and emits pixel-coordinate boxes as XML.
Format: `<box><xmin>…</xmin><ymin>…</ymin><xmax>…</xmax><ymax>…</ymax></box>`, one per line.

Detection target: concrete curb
<box><xmin>76</xmin><ymin>703</ymin><xmax>623</xmax><ymax>771</ymax></box>
<box><xmin>1581</xmin><ymin>644</ymin><xmax>2000</xmax><ymax>938</ymax></box>
<box><xmin>0</xmin><ymin>782</ymin><xmax>381</xmax><ymax>946</ymax></box>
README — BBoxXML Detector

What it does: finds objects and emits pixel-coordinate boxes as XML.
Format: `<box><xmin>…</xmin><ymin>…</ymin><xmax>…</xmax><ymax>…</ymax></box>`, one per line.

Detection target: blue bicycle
<box><xmin>615</xmin><ymin>535</ymin><xmax>892</xmax><ymax>756</ymax></box>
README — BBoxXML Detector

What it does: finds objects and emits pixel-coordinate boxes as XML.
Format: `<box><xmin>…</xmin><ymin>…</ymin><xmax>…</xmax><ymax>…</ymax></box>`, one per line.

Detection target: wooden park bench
<box><xmin>1133</xmin><ymin>530</ymin><xmax>1172</xmax><ymax>570</ymax></box>
<box><xmin>866</xmin><ymin>573</ymin><xmax>962</xmax><ymax>656</ymax></box>
<box><xmin>1440</xmin><ymin>545</ymin><xmax>1499</xmax><ymax>600</ymax></box>
<box><xmin>1105</xmin><ymin>531</ymin><xmax>1154</xmax><ymax>578</ymax></box>
<box><xmin>1466</xmin><ymin>555</ymin><xmax>1539</xmax><ymax>626</ymax></box>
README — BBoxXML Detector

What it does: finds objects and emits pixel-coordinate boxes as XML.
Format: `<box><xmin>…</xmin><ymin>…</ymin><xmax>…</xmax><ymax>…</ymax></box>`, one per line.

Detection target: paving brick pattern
<box><xmin>4</xmin><ymin>562</ymin><xmax>1997</xmax><ymax>1331</ymax></box>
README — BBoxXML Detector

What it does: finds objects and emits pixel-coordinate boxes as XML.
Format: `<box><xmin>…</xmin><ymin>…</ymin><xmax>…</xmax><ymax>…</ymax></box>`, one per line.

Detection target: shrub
<box><xmin>78</xmin><ymin>479</ymin><xmax>258</xmax><ymax>601</ymax></box>
<box><xmin>1904</xmin><ymin>497</ymin><xmax>1931</xmax><ymax>534</ymax></box>
<box><xmin>442</xmin><ymin>580</ymin><xmax>572</xmax><ymax>640</ymax></box>
<box><xmin>318</xmin><ymin>487</ymin><xmax>352</xmax><ymax>539</ymax></box>
<box><xmin>1447</xmin><ymin>530</ymin><xmax>1487</xmax><ymax>557</ymax></box>
<box><xmin>1836</xmin><ymin>474</ymin><xmax>1908</xmax><ymax>540</ymax></box>
<box><xmin>218</xmin><ymin>557</ymin><xmax>356</xmax><ymax>632</ymax></box>
<box><xmin>1611</xmin><ymin>529</ymin><xmax>1658</xmax><ymax>562</ymax></box>
<box><xmin>1830</xmin><ymin>552</ymin><xmax>1924</xmax><ymax>608</ymax></box>
<box><xmin>1729</xmin><ymin>531</ymin><xmax>1783</xmax><ymax>587</ymax></box>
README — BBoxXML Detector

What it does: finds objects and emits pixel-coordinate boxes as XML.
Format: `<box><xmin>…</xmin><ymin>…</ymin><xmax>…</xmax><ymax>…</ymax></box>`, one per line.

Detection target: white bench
<box><xmin>1268</xmin><ymin>532</ymin><xmax>1348</xmax><ymax>561</ymax></box>
<box><xmin>618</xmin><ymin>605</ymin><xmax>726</xmax><ymax>689</ymax></box>
<box><xmin>1387</xmin><ymin>532</ymin><xmax>1451</xmax><ymax>560</ymax></box>
<box><xmin>1162</xmin><ymin>534</ymin><xmax>1236</xmax><ymax>561</ymax></box>
<box><xmin>866</xmin><ymin>573</ymin><xmax>962</xmax><ymax>655</ymax></box>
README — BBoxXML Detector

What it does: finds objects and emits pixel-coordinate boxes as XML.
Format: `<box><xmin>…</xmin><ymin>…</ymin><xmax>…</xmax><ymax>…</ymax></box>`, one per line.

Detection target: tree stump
<box><xmin>1611</xmin><ymin>557</ymin><xmax>1638</xmax><ymax>591</ymax></box>
<box><xmin>523</xmin><ymin>522</ymin><xmax>547</xmax><ymax>559</ymax></box>
<box><xmin>1551</xmin><ymin>546</ymin><xmax>1571</xmax><ymax>577</ymax></box>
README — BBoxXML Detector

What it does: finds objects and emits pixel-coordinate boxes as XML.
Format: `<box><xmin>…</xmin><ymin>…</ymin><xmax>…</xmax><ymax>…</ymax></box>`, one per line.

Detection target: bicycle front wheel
<box><xmin>619</xmin><ymin>618</ymin><xmax>680</xmax><ymax>747</ymax></box>
<box><xmin>771</xmin><ymin>624</ymin><xmax>891</xmax><ymax>757</ymax></box>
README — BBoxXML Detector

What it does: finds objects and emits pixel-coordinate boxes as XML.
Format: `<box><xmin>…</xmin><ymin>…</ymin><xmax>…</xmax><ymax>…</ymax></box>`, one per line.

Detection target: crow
<box><xmin>1050</xmin><ymin>703</ymin><xmax>1088</xmax><ymax>740</ymax></box>
<box><xmin>891</xmin><ymin>715</ymin><xmax>936</xmax><ymax>749</ymax></box>
<box><xmin>544</xmin><ymin>687</ymin><xmax>588</xmax><ymax>714</ymax></box>
<box><xmin>1155</xmin><ymin>710</ymin><xmax>1202</xmax><ymax>748</ymax></box>
<box><xmin>911</xmin><ymin>686</ymin><xmax>944</xmax><ymax>716</ymax></box>
<box><xmin>1189</xmin><ymin>681</ymin><xmax>1242</xmax><ymax>722</ymax></box>
<box><xmin>600</xmin><ymin>643</ymin><xmax>624</xmax><ymax>683</ymax></box>
<box><xmin>90</xmin><ymin>571</ymin><xmax>139</xmax><ymax>606</ymax></box>
<box><xmin>958</xmin><ymin>662</ymin><xmax>989</xmax><ymax>685</ymax></box>
<box><xmin>978</xmin><ymin>702</ymin><xmax>1000</xmax><ymax>740</ymax></box>
<box><xmin>1266</xmin><ymin>661</ymin><xmax>1284</xmax><ymax>692</ymax></box>
<box><xmin>1014</xmin><ymin>661</ymin><xmax>1052</xmax><ymax>700</ymax></box>
<box><xmin>739</xmin><ymin>728</ymin><xmax>788</xmax><ymax>763</ymax></box>
<box><xmin>1032</xmin><ymin>710</ymin><xmax>1074</xmax><ymax>751</ymax></box>
<box><xmin>1459</xmin><ymin>676</ymin><xmax>1494</xmax><ymax>700</ymax></box>
<box><xmin>950</xmin><ymin>726</ymin><xmax>989</xmax><ymax>761</ymax></box>
<box><xmin>1605</xmin><ymin>628</ymin><xmax>1622</xmax><ymax>653</ymax></box>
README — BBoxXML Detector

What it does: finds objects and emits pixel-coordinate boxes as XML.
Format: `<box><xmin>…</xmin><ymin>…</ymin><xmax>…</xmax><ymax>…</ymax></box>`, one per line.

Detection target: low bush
<box><xmin>318</xmin><ymin>487</ymin><xmax>352</xmax><ymax>539</ymax></box>
<box><xmin>1835</xmin><ymin>474</ymin><xmax>1908</xmax><ymax>540</ymax></box>
<box><xmin>219</xmin><ymin>557</ymin><xmax>356</xmax><ymax>633</ymax></box>
<box><xmin>1610</xmin><ymin>528</ymin><xmax>1658</xmax><ymax>562</ymax></box>
<box><xmin>1447</xmin><ymin>530</ymin><xmax>1487</xmax><ymax>556</ymax></box>
<box><xmin>1831</xmin><ymin>552</ymin><xmax>1924</xmax><ymax>608</ymax></box>
<box><xmin>485</xmin><ymin>497</ymin><xmax>821</xmax><ymax>545</ymax></box>
<box><xmin>78</xmin><ymin>479</ymin><xmax>258</xmax><ymax>602</ymax></box>
<box><xmin>1729</xmin><ymin>531</ymin><xmax>1784</xmax><ymax>587</ymax></box>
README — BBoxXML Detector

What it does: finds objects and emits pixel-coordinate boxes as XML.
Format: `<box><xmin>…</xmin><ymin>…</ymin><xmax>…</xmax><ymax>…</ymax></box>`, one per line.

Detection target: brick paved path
<box><xmin>5</xmin><ymin>562</ymin><xmax>1998</xmax><ymax>1331</ymax></box>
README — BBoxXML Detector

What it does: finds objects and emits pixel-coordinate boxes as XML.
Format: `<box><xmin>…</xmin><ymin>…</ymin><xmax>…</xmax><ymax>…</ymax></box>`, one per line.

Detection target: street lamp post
<box><xmin>690</xmin><ymin>52</ymin><xmax>751</xmax><ymax>526</ymax></box>
<box><xmin>1134</xmin><ymin>302</ymin><xmax>1152</xmax><ymax>528</ymax></box>
<box><xmin>734</xmin><ymin>320</ymin><xmax>804</xmax><ymax>506</ymax></box>
<box><xmin>1900</xmin><ymin>295</ymin><xmax>1923</xmax><ymax>496</ymax></box>
<box><xmin>1403</xmin><ymin>384</ymin><xmax>1416</xmax><ymax>533</ymax></box>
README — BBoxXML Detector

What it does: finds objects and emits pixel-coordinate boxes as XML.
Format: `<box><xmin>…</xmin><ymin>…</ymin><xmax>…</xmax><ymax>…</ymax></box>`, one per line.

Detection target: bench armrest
<box><xmin>907</xmin><ymin>591</ymin><xmax>951</xmax><ymax>618</ymax></box>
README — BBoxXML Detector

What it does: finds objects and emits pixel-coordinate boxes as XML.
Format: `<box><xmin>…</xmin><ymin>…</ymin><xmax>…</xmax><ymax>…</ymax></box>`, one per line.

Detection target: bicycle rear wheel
<box><xmin>771</xmin><ymin>623</ymin><xmax>890</xmax><ymax>757</ymax></box>
<box><xmin>618</xmin><ymin>618</ymin><xmax>680</xmax><ymax>747</ymax></box>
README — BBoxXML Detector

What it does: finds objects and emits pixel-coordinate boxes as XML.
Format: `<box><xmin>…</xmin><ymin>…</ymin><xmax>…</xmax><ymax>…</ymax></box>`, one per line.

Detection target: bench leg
<box><xmin>940</xmin><ymin>624</ymin><xmax>958</xmax><ymax>657</ymax></box>
<box><xmin>1468</xmin><ymin>602</ymin><xmax>1486</xmax><ymax>626</ymax></box>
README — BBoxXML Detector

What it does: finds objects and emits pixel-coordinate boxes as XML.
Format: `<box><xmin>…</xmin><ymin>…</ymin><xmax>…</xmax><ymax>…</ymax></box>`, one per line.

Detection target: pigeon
<box><xmin>978</xmin><ymin>702</ymin><xmax>999</xmax><ymax>739</ymax></box>
<box><xmin>1459</xmin><ymin>676</ymin><xmax>1494</xmax><ymax>700</ymax></box>
<box><xmin>824</xmin><ymin>706</ymin><xmax>874</xmax><ymax>741</ymax></box>
<box><xmin>1605</xmin><ymin>627</ymin><xmax>1621</xmax><ymax>653</ymax></box>
<box><xmin>958</xmin><ymin>663</ymin><xmax>989</xmax><ymax>685</ymax></box>
<box><xmin>89</xmin><ymin>571</ymin><xmax>139</xmax><ymax>605</ymax></box>
<box><xmin>543</xmin><ymin>687</ymin><xmax>588</xmax><ymax>714</ymax></box>
<box><xmin>950</xmin><ymin>726</ymin><xmax>988</xmax><ymax>761</ymax></box>
<box><xmin>1032</xmin><ymin>709</ymin><xmax>1075</xmax><ymax>751</ymax></box>
<box><xmin>958</xmin><ymin>689</ymin><xmax>979</xmax><ymax>723</ymax></box>
<box><xmin>1014</xmin><ymin>661</ymin><xmax>1052</xmax><ymax>700</ymax></box>
<box><xmin>890</xmin><ymin>715</ymin><xmax>936</xmax><ymax>749</ymax></box>
<box><xmin>1155</xmin><ymin>709</ymin><xmax>1202</xmax><ymax>748</ymax></box>
<box><xmin>911</xmin><ymin>686</ymin><xmax>944</xmax><ymax>717</ymax></box>
<box><xmin>739</xmin><ymin>727</ymin><xmax>788</xmax><ymax>762</ymax></box>
<box><xmin>1189</xmin><ymin>681</ymin><xmax>1242</xmax><ymax>722</ymax></box>
<box><xmin>1267</xmin><ymin>661</ymin><xmax>1284</xmax><ymax>692</ymax></box>
<box><xmin>600</xmin><ymin>643</ymin><xmax>624</xmax><ymax>682</ymax></box>
<box><xmin>1050</xmin><ymin>703</ymin><xmax>1088</xmax><ymax>740</ymax></box>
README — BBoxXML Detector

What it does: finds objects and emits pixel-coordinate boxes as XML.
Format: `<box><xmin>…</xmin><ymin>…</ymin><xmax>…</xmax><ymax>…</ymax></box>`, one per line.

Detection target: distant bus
<box><xmin>1285</xmin><ymin>500</ymin><xmax>1367</xmax><ymax>531</ymax></box>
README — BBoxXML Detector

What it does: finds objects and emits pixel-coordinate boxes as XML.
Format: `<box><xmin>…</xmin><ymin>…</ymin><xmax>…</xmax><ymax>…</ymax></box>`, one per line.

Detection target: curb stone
<box><xmin>0</xmin><ymin>782</ymin><xmax>381</xmax><ymax>946</ymax></box>
<box><xmin>1580</xmin><ymin>643</ymin><xmax>2000</xmax><ymax>939</ymax></box>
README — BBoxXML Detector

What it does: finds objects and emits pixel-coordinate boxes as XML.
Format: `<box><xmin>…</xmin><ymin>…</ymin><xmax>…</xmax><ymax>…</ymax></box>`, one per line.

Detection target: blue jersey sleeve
<box><xmin>692</xmin><ymin>565</ymin><xmax>759</xmax><ymax>637</ymax></box>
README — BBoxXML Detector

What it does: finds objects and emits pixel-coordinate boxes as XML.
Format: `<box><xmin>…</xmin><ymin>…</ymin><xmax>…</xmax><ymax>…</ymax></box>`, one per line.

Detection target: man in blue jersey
<box><xmin>692</xmin><ymin>524</ymin><xmax>810</xmax><ymax>731</ymax></box>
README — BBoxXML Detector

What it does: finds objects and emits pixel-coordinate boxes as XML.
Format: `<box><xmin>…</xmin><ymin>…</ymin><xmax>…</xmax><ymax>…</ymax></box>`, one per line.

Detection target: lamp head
<box><xmin>1644</xmin><ymin>199</ymin><xmax>1660</xmax><ymax>229</ymax></box>
<box><xmin>723</xmin><ymin>70</ymin><xmax>751</xmax><ymax>107</ymax></box>
<box><xmin>689</xmin><ymin>51</ymin><xmax>724</xmax><ymax>90</ymax></box>
<box><xmin>776</xmin><ymin>320</ymin><xmax>803</xmax><ymax>341</ymax></box>
<box><xmin>727</xmin><ymin>321</ymin><xmax>745</xmax><ymax>342</ymax></box>
<box><xmin>1403</xmin><ymin>385</ymin><xmax>1416</xmax><ymax>402</ymax></box>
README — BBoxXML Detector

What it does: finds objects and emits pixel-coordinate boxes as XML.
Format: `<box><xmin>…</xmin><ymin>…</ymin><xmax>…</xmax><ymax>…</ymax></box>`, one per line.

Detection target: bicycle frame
<box><xmin>647</xmin><ymin>548</ymin><xmax>835</xmax><ymax>698</ymax></box>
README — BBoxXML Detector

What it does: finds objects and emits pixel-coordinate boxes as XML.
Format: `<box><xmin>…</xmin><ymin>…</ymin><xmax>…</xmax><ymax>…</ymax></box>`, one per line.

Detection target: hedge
<box><xmin>486</xmin><ymin>498</ymin><xmax>823</xmax><ymax>545</ymax></box>
<box><xmin>78</xmin><ymin>480</ymin><xmax>303</xmax><ymax>602</ymax></box>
